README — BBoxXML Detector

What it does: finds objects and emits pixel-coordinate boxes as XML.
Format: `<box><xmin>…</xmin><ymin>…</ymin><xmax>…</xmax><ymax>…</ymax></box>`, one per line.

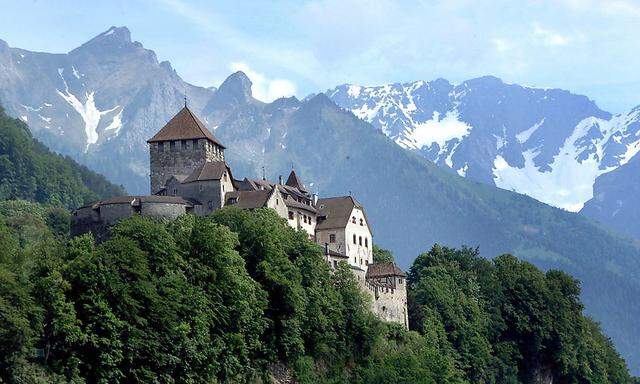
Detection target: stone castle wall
<box><xmin>366</xmin><ymin>277</ymin><xmax>408</xmax><ymax>328</ymax></box>
<box><xmin>149</xmin><ymin>139</ymin><xmax>224</xmax><ymax>194</ymax></box>
<box><xmin>71</xmin><ymin>201</ymin><xmax>189</xmax><ymax>240</ymax></box>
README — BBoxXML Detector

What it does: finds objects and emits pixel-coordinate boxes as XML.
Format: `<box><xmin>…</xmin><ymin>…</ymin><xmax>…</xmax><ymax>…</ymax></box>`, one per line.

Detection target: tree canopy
<box><xmin>0</xmin><ymin>202</ymin><xmax>634</xmax><ymax>383</ymax></box>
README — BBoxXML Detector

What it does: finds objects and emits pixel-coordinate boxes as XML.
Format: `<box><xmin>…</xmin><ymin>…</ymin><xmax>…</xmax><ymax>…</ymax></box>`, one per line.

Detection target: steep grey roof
<box><xmin>316</xmin><ymin>195</ymin><xmax>367</xmax><ymax>230</ymax></box>
<box><xmin>283</xmin><ymin>196</ymin><xmax>317</xmax><ymax>213</ymax></box>
<box><xmin>366</xmin><ymin>262</ymin><xmax>406</xmax><ymax>278</ymax></box>
<box><xmin>147</xmin><ymin>106</ymin><xmax>225</xmax><ymax>148</ymax></box>
<box><xmin>182</xmin><ymin>161</ymin><xmax>231</xmax><ymax>183</ymax></box>
<box><xmin>285</xmin><ymin>170</ymin><xmax>307</xmax><ymax>192</ymax></box>
<box><xmin>224</xmin><ymin>190</ymin><xmax>272</xmax><ymax>209</ymax></box>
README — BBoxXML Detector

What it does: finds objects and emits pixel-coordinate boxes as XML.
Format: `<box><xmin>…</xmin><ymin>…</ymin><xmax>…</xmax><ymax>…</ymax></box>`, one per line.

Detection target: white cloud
<box><xmin>492</xmin><ymin>38</ymin><xmax>511</xmax><ymax>53</ymax></box>
<box><xmin>229</xmin><ymin>62</ymin><xmax>296</xmax><ymax>102</ymax></box>
<box><xmin>532</xmin><ymin>23</ymin><xmax>571</xmax><ymax>46</ymax></box>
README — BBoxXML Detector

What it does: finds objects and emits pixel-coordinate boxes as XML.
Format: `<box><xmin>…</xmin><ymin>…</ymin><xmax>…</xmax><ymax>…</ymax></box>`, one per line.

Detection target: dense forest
<box><xmin>0</xmin><ymin>199</ymin><xmax>633</xmax><ymax>383</ymax></box>
<box><xmin>0</xmin><ymin>107</ymin><xmax>124</xmax><ymax>208</ymax></box>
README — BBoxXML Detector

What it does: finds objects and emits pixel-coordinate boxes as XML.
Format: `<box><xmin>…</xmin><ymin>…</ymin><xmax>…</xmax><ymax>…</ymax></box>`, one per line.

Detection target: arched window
<box><xmin>365</xmin><ymin>238</ymin><xmax>368</xmax><ymax>248</ymax></box>
<box><xmin>353</xmin><ymin>234</ymin><xmax>356</xmax><ymax>244</ymax></box>
<box><xmin>360</xmin><ymin>218</ymin><xmax>364</xmax><ymax>226</ymax></box>
<box><xmin>359</xmin><ymin>236</ymin><xmax>362</xmax><ymax>246</ymax></box>
<box><xmin>352</xmin><ymin>216</ymin><xmax>356</xmax><ymax>224</ymax></box>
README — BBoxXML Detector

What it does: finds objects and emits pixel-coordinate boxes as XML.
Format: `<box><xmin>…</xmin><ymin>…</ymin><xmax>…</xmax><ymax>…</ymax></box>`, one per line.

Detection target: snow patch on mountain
<box><xmin>399</xmin><ymin>110</ymin><xmax>471</xmax><ymax>150</ymax></box>
<box><xmin>516</xmin><ymin>118</ymin><xmax>544</xmax><ymax>143</ymax></box>
<box><xmin>494</xmin><ymin>110</ymin><xmax>640</xmax><ymax>211</ymax></box>
<box><xmin>56</xmin><ymin>67</ymin><xmax>122</xmax><ymax>150</ymax></box>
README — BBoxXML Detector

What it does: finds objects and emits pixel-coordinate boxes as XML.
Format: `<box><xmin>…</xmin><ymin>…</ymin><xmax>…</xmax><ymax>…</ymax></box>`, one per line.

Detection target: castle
<box><xmin>72</xmin><ymin>106</ymin><xmax>408</xmax><ymax>327</ymax></box>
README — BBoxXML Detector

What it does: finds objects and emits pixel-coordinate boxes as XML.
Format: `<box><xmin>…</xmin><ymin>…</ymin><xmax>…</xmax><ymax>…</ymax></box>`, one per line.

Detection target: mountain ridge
<box><xmin>326</xmin><ymin>78</ymin><xmax>639</xmax><ymax>212</ymax></box>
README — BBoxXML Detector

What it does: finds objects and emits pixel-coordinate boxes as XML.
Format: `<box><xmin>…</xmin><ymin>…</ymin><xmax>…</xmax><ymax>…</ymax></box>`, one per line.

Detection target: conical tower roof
<box><xmin>285</xmin><ymin>169</ymin><xmax>307</xmax><ymax>192</ymax></box>
<box><xmin>147</xmin><ymin>106</ymin><xmax>225</xmax><ymax>148</ymax></box>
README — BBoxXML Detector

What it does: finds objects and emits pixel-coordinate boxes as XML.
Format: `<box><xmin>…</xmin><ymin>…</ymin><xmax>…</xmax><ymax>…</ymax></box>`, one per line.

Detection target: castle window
<box><xmin>365</xmin><ymin>260</ymin><xmax>369</xmax><ymax>266</ymax></box>
<box><xmin>158</xmin><ymin>142</ymin><xmax>164</xmax><ymax>152</ymax></box>
<box><xmin>170</xmin><ymin>141</ymin><xmax>177</xmax><ymax>151</ymax></box>
<box><xmin>288</xmin><ymin>211</ymin><xmax>294</xmax><ymax>220</ymax></box>
<box><xmin>359</xmin><ymin>236</ymin><xmax>362</xmax><ymax>246</ymax></box>
<box><xmin>181</xmin><ymin>140</ymin><xmax>187</xmax><ymax>149</ymax></box>
<box><xmin>365</xmin><ymin>238</ymin><xmax>368</xmax><ymax>248</ymax></box>
<box><xmin>360</xmin><ymin>218</ymin><xmax>364</xmax><ymax>226</ymax></box>
<box><xmin>192</xmin><ymin>139</ymin><xmax>198</xmax><ymax>149</ymax></box>
<box><xmin>352</xmin><ymin>216</ymin><xmax>356</xmax><ymax>224</ymax></box>
<box><xmin>329</xmin><ymin>234</ymin><xmax>336</xmax><ymax>243</ymax></box>
<box><xmin>353</xmin><ymin>234</ymin><xmax>356</xmax><ymax>244</ymax></box>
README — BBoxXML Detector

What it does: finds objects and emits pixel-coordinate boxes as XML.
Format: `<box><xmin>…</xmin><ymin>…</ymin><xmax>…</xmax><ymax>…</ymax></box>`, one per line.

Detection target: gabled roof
<box><xmin>316</xmin><ymin>195</ymin><xmax>368</xmax><ymax>230</ymax></box>
<box><xmin>224</xmin><ymin>190</ymin><xmax>272</xmax><ymax>209</ymax></box>
<box><xmin>147</xmin><ymin>106</ymin><xmax>225</xmax><ymax>148</ymax></box>
<box><xmin>182</xmin><ymin>161</ymin><xmax>231</xmax><ymax>183</ymax></box>
<box><xmin>285</xmin><ymin>170</ymin><xmax>307</xmax><ymax>192</ymax></box>
<box><xmin>366</xmin><ymin>262</ymin><xmax>406</xmax><ymax>278</ymax></box>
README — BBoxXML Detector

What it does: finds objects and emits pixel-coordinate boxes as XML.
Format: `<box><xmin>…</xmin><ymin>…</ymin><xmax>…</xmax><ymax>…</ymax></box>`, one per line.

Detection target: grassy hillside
<box><xmin>224</xmin><ymin>94</ymin><xmax>640</xmax><ymax>373</ymax></box>
<box><xmin>0</xmin><ymin>106</ymin><xmax>124</xmax><ymax>208</ymax></box>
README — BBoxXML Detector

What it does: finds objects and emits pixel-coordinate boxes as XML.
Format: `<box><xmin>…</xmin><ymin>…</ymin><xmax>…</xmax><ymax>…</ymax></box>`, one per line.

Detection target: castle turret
<box><xmin>147</xmin><ymin>106</ymin><xmax>225</xmax><ymax>194</ymax></box>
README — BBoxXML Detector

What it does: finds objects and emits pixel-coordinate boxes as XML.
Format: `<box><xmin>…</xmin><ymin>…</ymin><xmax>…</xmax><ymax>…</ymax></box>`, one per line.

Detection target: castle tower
<box><xmin>147</xmin><ymin>106</ymin><xmax>225</xmax><ymax>194</ymax></box>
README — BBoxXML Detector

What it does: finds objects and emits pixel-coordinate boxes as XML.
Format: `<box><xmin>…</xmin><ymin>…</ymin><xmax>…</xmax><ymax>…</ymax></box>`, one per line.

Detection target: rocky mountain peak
<box><xmin>217</xmin><ymin>71</ymin><xmax>253</xmax><ymax>99</ymax></box>
<box><xmin>71</xmin><ymin>26</ymin><xmax>134</xmax><ymax>55</ymax></box>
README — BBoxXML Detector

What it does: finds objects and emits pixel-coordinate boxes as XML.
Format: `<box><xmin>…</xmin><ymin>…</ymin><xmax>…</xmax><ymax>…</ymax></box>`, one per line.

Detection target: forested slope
<box><xmin>0</xmin><ymin>107</ymin><xmax>124</xmax><ymax>208</ymax></box>
<box><xmin>0</xmin><ymin>203</ymin><xmax>632</xmax><ymax>383</ymax></box>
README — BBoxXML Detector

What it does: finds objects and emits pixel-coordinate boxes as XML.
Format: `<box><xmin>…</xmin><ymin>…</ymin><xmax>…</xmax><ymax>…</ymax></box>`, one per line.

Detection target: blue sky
<box><xmin>1</xmin><ymin>0</ymin><xmax>639</xmax><ymax>112</ymax></box>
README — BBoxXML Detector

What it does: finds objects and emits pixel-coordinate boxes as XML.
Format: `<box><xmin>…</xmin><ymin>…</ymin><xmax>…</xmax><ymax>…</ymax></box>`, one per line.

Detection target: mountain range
<box><xmin>1</xmin><ymin>26</ymin><xmax>640</xmax><ymax>373</ymax></box>
<box><xmin>326</xmin><ymin>79</ymin><xmax>640</xmax><ymax>215</ymax></box>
